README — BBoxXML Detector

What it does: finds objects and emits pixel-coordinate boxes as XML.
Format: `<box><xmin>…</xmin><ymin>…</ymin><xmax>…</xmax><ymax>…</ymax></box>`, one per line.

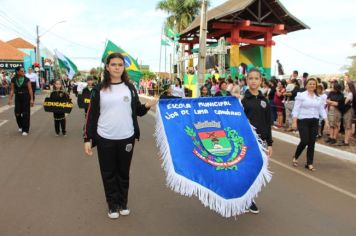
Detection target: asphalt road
<box><xmin>0</xmin><ymin>94</ymin><xmax>355</xmax><ymax>236</ymax></box>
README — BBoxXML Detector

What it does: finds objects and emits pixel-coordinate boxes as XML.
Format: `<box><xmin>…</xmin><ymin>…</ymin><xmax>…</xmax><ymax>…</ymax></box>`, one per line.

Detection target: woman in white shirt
<box><xmin>171</xmin><ymin>78</ymin><xmax>185</xmax><ymax>98</ymax></box>
<box><xmin>83</xmin><ymin>53</ymin><xmax>156</xmax><ymax>219</ymax></box>
<box><xmin>291</xmin><ymin>78</ymin><xmax>329</xmax><ymax>171</ymax></box>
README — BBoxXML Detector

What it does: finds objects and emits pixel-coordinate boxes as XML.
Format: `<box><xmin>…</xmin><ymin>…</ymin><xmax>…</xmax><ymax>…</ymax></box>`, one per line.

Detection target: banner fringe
<box><xmin>154</xmin><ymin>105</ymin><xmax>272</xmax><ymax>218</ymax></box>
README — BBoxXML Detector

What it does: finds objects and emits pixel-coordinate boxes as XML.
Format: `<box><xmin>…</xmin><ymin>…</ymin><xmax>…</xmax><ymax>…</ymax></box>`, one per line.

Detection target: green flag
<box><xmin>165</xmin><ymin>27</ymin><xmax>178</xmax><ymax>37</ymax></box>
<box><xmin>161</xmin><ymin>39</ymin><xmax>171</xmax><ymax>46</ymax></box>
<box><xmin>54</xmin><ymin>49</ymin><xmax>78</xmax><ymax>80</ymax></box>
<box><xmin>101</xmin><ymin>40</ymin><xmax>142</xmax><ymax>84</ymax></box>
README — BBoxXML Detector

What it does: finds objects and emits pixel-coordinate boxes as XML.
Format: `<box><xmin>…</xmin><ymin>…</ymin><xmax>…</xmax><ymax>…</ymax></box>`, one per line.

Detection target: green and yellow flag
<box><xmin>101</xmin><ymin>40</ymin><xmax>142</xmax><ymax>84</ymax></box>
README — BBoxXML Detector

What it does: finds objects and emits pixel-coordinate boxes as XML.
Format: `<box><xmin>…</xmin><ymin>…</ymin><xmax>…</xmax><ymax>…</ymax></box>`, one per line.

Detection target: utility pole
<box><xmin>169</xmin><ymin>53</ymin><xmax>172</xmax><ymax>80</ymax></box>
<box><xmin>197</xmin><ymin>0</ymin><xmax>208</xmax><ymax>97</ymax></box>
<box><xmin>36</xmin><ymin>25</ymin><xmax>40</xmax><ymax>64</ymax></box>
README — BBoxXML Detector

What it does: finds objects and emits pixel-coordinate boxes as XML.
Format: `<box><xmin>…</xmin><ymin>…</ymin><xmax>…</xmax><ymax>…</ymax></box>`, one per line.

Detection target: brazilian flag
<box><xmin>101</xmin><ymin>40</ymin><xmax>142</xmax><ymax>85</ymax></box>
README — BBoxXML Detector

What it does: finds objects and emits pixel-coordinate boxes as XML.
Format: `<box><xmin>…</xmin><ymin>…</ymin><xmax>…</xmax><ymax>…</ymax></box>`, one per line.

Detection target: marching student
<box><xmin>83</xmin><ymin>53</ymin><xmax>156</xmax><ymax>219</ymax></box>
<box><xmin>50</xmin><ymin>79</ymin><xmax>69</xmax><ymax>136</ymax></box>
<box><xmin>241</xmin><ymin>68</ymin><xmax>273</xmax><ymax>214</ymax></box>
<box><xmin>81</xmin><ymin>75</ymin><xmax>95</xmax><ymax>117</ymax></box>
<box><xmin>8</xmin><ymin>66</ymin><xmax>34</xmax><ymax>136</ymax></box>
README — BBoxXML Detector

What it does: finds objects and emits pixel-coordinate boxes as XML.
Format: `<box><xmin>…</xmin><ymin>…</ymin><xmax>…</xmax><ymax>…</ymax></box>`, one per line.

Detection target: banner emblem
<box><xmin>185</xmin><ymin>126</ymin><xmax>247</xmax><ymax>171</ymax></box>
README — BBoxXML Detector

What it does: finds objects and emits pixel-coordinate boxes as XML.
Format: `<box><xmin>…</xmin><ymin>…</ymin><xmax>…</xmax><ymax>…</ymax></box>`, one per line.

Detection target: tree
<box><xmin>347</xmin><ymin>43</ymin><xmax>356</xmax><ymax>78</ymax></box>
<box><xmin>156</xmin><ymin>0</ymin><xmax>209</xmax><ymax>79</ymax></box>
<box><xmin>142</xmin><ymin>70</ymin><xmax>157</xmax><ymax>80</ymax></box>
<box><xmin>156</xmin><ymin>0</ymin><xmax>207</xmax><ymax>33</ymax></box>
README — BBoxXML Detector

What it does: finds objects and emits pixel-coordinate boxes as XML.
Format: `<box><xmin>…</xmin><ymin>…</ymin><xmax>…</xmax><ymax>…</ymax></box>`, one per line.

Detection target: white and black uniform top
<box><xmin>97</xmin><ymin>82</ymin><xmax>134</xmax><ymax>140</ymax></box>
<box><xmin>25</xmin><ymin>72</ymin><xmax>39</xmax><ymax>88</ymax></box>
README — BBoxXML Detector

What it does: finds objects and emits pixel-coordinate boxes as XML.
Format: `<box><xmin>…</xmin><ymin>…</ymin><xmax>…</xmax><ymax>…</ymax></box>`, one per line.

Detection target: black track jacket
<box><xmin>241</xmin><ymin>90</ymin><xmax>273</xmax><ymax>146</ymax></box>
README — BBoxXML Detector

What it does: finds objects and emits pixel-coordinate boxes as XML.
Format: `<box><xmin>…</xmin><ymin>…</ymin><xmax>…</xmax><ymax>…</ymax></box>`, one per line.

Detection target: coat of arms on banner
<box><xmin>185</xmin><ymin>125</ymin><xmax>247</xmax><ymax>171</ymax></box>
<box><xmin>155</xmin><ymin>97</ymin><xmax>271</xmax><ymax>218</ymax></box>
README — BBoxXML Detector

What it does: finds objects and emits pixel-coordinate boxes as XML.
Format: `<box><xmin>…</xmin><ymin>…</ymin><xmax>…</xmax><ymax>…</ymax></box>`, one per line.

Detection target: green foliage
<box><xmin>142</xmin><ymin>70</ymin><xmax>157</xmax><ymax>80</ymax></box>
<box><xmin>156</xmin><ymin>0</ymin><xmax>209</xmax><ymax>33</ymax></box>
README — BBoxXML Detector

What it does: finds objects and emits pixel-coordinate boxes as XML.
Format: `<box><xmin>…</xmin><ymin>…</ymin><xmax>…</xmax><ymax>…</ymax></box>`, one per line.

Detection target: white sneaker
<box><xmin>22</xmin><ymin>132</ymin><xmax>28</xmax><ymax>136</ymax></box>
<box><xmin>18</xmin><ymin>128</ymin><xmax>22</xmax><ymax>132</ymax></box>
<box><xmin>108</xmin><ymin>210</ymin><xmax>119</xmax><ymax>219</ymax></box>
<box><xmin>119</xmin><ymin>209</ymin><xmax>130</xmax><ymax>216</ymax></box>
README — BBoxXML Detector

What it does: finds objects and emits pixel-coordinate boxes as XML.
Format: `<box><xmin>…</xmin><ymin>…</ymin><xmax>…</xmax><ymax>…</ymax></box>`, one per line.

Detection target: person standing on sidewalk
<box><xmin>25</xmin><ymin>68</ymin><xmax>39</xmax><ymax>101</ymax></box>
<box><xmin>326</xmin><ymin>81</ymin><xmax>344</xmax><ymax>145</ymax></box>
<box><xmin>83</xmin><ymin>53</ymin><xmax>156</xmax><ymax>219</ymax></box>
<box><xmin>8</xmin><ymin>66</ymin><xmax>34</xmax><ymax>136</ymax></box>
<box><xmin>291</xmin><ymin>78</ymin><xmax>329</xmax><ymax>171</ymax></box>
<box><xmin>242</xmin><ymin>68</ymin><xmax>273</xmax><ymax>214</ymax></box>
<box><xmin>283</xmin><ymin>78</ymin><xmax>300</xmax><ymax>131</ymax></box>
<box><xmin>339</xmin><ymin>82</ymin><xmax>355</xmax><ymax>146</ymax></box>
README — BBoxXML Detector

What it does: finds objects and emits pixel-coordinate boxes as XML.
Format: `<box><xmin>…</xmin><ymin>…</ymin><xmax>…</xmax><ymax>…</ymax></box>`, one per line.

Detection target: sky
<box><xmin>0</xmin><ymin>0</ymin><xmax>355</xmax><ymax>75</ymax></box>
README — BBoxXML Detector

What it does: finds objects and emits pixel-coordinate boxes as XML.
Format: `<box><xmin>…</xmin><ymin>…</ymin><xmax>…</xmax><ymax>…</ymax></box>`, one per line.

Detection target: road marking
<box><xmin>270</xmin><ymin>159</ymin><xmax>356</xmax><ymax>200</ymax></box>
<box><xmin>0</xmin><ymin>105</ymin><xmax>14</xmax><ymax>113</ymax></box>
<box><xmin>0</xmin><ymin>120</ymin><xmax>8</xmax><ymax>127</ymax></box>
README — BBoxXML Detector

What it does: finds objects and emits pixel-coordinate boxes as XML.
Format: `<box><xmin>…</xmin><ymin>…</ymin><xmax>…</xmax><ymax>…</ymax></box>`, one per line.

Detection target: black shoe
<box><xmin>337</xmin><ymin>141</ymin><xmax>349</xmax><ymax>146</ymax></box>
<box><xmin>249</xmin><ymin>202</ymin><xmax>260</xmax><ymax>214</ymax></box>
<box><xmin>329</xmin><ymin>139</ymin><xmax>337</xmax><ymax>145</ymax></box>
<box><xmin>325</xmin><ymin>137</ymin><xmax>332</xmax><ymax>143</ymax></box>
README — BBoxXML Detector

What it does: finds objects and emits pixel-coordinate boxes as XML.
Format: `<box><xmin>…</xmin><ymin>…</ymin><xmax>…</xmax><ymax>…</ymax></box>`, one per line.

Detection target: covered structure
<box><xmin>0</xmin><ymin>40</ymin><xmax>27</xmax><ymax>72</ymax></box>
<box><xmin>179</xmin><ymin>0</ymin><xmax>309</xmax><ymax>78</ymax></box>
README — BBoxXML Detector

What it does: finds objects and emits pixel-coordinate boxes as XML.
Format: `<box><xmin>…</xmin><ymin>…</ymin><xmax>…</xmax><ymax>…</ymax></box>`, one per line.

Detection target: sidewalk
<box><xmin>139</xmin><ymin>94</ymin><xmax>356</xmax><ymax>164</ymax></box>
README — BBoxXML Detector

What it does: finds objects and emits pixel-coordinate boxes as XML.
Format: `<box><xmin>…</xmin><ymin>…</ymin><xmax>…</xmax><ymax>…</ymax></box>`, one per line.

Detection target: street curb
<box><xmin>139</xmin><ymin>95</ymin><xmax>356</xmax><ymax>164</ymax></box>
<box><xmin>272</xmin><ymin>130</ymin><xmax>356</xmax><ymax>163</ymax></box>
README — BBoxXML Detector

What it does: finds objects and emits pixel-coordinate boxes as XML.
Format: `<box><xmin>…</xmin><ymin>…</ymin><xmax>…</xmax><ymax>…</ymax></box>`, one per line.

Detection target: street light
<box><xmin>36</xmin><ymin>20</ymin><xmax>66</xmax><ymax>64</ymax></box>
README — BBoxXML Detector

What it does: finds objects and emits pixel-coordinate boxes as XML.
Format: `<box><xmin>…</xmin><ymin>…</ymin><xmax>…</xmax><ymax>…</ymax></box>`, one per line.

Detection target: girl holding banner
<box><xmin>8</xmin><ymin>66</ymin><xmax>34</xmax><ymax>136</ymax></box>
<box><xmin>242</xmin><ymin>68</ymin><xmax>273</xmax><ymax>214</ymax></box>
<box><xmin>83</xmin><ymin>53</ymin><xmax>156</xmax><ymax>219</ymax></box>
<box><xmin>50</xmin><ymin>80</ymin><xmax>69</xmax><ymax>136</ymax></box>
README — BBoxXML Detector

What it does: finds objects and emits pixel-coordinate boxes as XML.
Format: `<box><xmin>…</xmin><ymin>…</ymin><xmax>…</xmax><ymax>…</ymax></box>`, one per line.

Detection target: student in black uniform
<box><xmin>50</xmin><ymin>79</ymin><xmax>69</xmax><ymax>136</ymax></box>
<box><xmin>8</xmin><ymin>66</ymin><xmax>34</xmax><ymax>136</ymax></box>
<box><xmin>83</xmin><ymin>53</ymin><xmax>156</xmax><ymax>219</ymax></box>
<box><xmin>242</xmin><ymin>68</ymin><xmax>273</xmax><ymax>214</ymax></box>
<box><xmin>81</xmin><ymin>76</ymin><xmax>95</xmax><ymax>117</ymax></box>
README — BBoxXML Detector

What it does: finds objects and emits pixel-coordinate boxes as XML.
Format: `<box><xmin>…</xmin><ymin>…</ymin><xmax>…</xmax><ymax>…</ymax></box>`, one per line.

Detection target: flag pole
<box><xmin>158</xmin><ymin>24</ymin><xmax>164</xmax><ymax>96</ymax></box>
<box><xmin>100</xmin><ymin>39</ymin><xmax>108</xmax><ymax>82</ymax></box>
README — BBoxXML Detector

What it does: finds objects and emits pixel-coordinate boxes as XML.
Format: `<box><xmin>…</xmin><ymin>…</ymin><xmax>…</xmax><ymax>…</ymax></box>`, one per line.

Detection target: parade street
<box><xmin>0</xmin><ymin>94</ymin><xmax>355</xmax><ymax>236</ymax></box>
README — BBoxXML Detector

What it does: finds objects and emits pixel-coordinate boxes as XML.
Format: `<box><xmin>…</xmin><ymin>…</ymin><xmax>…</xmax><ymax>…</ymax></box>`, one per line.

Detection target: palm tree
<box><xmin>156</xmin><ymin>0</ymin><xmax>210</xmax><ymax>81</ymax></box>
<box><xmin>156</xmin><ymin>0</ymin><xmax>207</xmax><ymax>33</ymax></box>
